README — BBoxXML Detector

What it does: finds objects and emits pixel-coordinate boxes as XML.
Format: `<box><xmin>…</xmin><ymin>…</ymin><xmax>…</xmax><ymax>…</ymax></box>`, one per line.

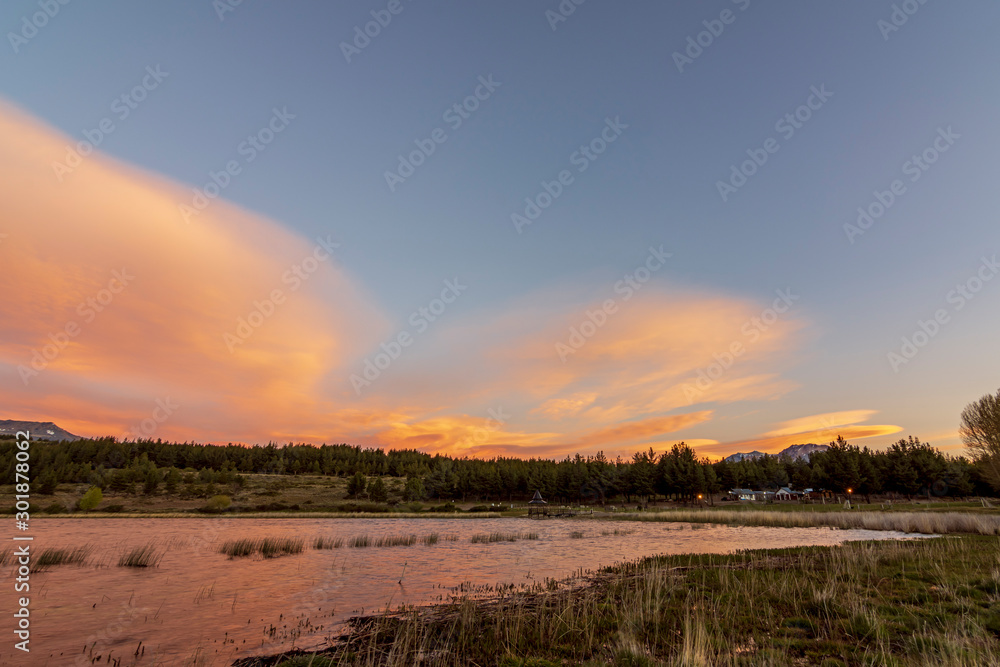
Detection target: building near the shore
<box><xmin>528</xmin><ymin>489</ymin><xmax>547</xmax><ymax>516</ymax></box>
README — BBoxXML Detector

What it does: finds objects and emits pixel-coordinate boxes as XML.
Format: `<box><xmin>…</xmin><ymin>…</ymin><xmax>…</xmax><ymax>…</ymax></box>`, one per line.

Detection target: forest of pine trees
<box><xmin>1</xmin><ymin>434</ymin><xmax>993</xmax><ymax>504</ymax></box>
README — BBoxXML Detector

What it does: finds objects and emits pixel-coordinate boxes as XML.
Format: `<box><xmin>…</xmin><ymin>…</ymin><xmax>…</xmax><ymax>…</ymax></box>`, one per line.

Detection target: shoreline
<box><xmin>24</xmin><ymin>506</ymin><xmax>1000</xmax><ymax>536</ymax></box>
<box><xmin>231</xmin><ymin>534</ymin><xmax>1000</xmax><ymax>667</ymax></box>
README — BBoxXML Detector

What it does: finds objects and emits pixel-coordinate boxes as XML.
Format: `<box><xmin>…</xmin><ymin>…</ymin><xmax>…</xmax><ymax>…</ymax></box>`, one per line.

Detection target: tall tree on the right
<box><xmin>960</xmin><ymin>388</ymin><xmax>1000</xmax><ymax>492</ymax></box>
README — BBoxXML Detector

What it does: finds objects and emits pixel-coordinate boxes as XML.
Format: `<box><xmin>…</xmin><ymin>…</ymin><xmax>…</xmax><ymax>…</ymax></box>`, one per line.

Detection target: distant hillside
<box><xmin>724</xmin><ymin>450</ymin><xmax>765</xmax><ymax>463</ymax></box>
<box><xmin>779</xmin><ymin>443</ymin><xmax>830</xmax><ymax>460</ymax></box>
<box><xmin>724</xmin><ymin>443</ymin><xmax>830</xmax><ymax>463</ymax></box>
<box><xmin>0</xmin><ymin>420</ymin><xmax>81</xmax><ymax>441</ymax></box>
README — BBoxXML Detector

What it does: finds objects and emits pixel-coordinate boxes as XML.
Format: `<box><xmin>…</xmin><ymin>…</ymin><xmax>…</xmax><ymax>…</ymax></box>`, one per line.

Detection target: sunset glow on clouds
<box><xmin>0</xmin><ymin>103</ymin><xmax>902</xmax><ymax>459</ymax></box>
<box><xmin>712</xmin><ymin>411</ymin><xmax>905</xmax><ymax>459</ymax></box>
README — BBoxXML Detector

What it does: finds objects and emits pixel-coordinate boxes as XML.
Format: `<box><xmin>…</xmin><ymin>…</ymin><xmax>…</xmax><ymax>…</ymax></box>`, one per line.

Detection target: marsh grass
<box><xmin>265</xmin><ymin>536</ymin><xmax>1000</xmax><ymax>667</ymax></box>
<box><xmin>600</xmin><ymin>528</ymin><xmax>635</xmax><ymax>536</ymax></box>
<box><xmin>569</xmin><ymin>531</ymin><xmax>586</xmax><ymax>539</ymax></box>
<box><xmin>31</xmin><ymin>545</ymin><xmax>94</xmax><ymax>571</ymax></box>
<box><xmin>375</xmin><ymin>534</ymin><xmax>417</xmax><ymax>547</ymax></box>
<box><xmin>421</xmin><ymin>533</ymin><xmax>439</xmax><ymax>546</ymax></box>
<box><xmin>312</xmin><ymin>536</ymin><xmax>344</xmax><ymax>550</ymax></box>
<box><xmin>118</xmin><ymin>543</ymin><xmax>164</xmax><ymax>568</ymax></box>
<box><xmin>470</xmin><ymin>531</ymin><xmax>539</xmax><ymax>544</ymax></box>
<box><xmin>219</xmin><ymin>537</ymin><xmax>303</xmax><ymax>559</ymax></box>
<box><xmin>607</xmin><ymin>508</ymin><xmax>1000</xmax><ymax>535</ymax></box>
<box><xmin>0</xmin><ymin>549</ymin><xmax>9</xmax><ymax>565</ymax></box>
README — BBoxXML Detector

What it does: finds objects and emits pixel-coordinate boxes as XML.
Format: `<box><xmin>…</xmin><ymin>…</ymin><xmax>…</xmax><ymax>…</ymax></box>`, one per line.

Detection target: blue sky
<box><xmin>2</xmin><ymin>1</ymin><xmax>998</xmax><ymax>456</ymax></box>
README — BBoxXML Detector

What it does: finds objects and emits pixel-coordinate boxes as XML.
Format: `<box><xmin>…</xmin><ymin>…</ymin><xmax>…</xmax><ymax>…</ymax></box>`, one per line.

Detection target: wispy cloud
<box><xmin>1</xmin><ymin>102</ymin><xmax>820</xmax><ymax>458</ymax></box>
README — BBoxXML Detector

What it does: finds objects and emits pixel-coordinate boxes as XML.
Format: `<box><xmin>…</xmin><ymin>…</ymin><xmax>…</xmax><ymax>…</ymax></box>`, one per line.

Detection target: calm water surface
<box><xmin>6</xmin><ymin>517</ymin><xmax>924</xmax><ymax>666</ymax></box>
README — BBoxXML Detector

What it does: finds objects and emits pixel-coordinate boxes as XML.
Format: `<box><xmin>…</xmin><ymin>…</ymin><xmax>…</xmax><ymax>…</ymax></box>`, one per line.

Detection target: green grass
<box><xmin>263</xmin><ymin>535</ymin><xmax>1000</xmax><ymax>667</ymax></box>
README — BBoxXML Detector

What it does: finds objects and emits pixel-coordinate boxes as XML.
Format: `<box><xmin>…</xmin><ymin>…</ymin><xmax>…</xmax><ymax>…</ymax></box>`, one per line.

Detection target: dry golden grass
<box><xmin>605</xmin><ymin>508</ymin><xmax>1000</xmax><ymax>535</ymax></box>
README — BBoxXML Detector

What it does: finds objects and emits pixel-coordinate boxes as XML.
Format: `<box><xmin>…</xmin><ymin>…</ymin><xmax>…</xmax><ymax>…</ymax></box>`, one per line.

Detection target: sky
<box><xmin>1</xmin><ymin>1</ymin><xmax>998</xmax><ymax>460</ymax></box>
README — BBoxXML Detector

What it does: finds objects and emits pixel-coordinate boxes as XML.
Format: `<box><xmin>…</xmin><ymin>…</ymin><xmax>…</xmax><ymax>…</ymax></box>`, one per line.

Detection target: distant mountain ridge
<box><xmin>724</xmin><ymin>450</ymin><xmax>765</xmax><ymax>462</ymax></box>
<box><xmin>724</xmin><ymin>443</ymin><xmax>830</xmax><ymax>463</ymax></box>
<box><xmin>0</xmin><ymin>420</ymin><xmax>81</xmax><ymax>441</ymax></box>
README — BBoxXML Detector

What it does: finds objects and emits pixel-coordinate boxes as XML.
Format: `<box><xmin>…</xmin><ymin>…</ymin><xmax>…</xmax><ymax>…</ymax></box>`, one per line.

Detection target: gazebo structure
<box><xmin>527</xmin><ymin>489</ymin><xmax>548</xmax><ymax>517</ymax></box>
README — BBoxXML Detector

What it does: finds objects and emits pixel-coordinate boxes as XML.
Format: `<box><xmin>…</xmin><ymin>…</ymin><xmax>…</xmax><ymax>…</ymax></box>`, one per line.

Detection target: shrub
<box><xmin>77</xmin><ymin>486</ymin><xmax>102</xmax><ymax>511</ymax></box>
<box><xmin>430</xmin><ymin>503</ymin><xmax>461</xmax><ymax>513</ymax></box>
<box><xmin>367</xmin><ymin>477</ymin><xmax>388</xmax><ymax>502</ymax></box>
<box><xmin>347</xmin><ymin>471</ymin><xmax>367</xmax><ymax>498</ymax></box>
<box><xmin>203</xmin><ymin>495</ymin><xmax>232</xmax><ymax>513</ymax></box>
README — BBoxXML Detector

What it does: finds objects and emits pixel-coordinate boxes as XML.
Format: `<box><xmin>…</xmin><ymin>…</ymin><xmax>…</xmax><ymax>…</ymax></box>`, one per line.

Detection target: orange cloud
<box><xmin>711</xmin><ymin>410</ymin><xmax>904</xmax><ymax>457</ymax></box>
<box><xmin>0</xmin><ymin>102</ymin><xmax>388</xmax><ymax>443</ymax></box>
<box><xmin>764</xmin><ymin>410</ymin><xmax>878</xmax><ymax>437</ymax></box>
<box><xmin>0</xmin><ymin>101</ymin><xmax>816</xmax><ymax>459</ymax></box>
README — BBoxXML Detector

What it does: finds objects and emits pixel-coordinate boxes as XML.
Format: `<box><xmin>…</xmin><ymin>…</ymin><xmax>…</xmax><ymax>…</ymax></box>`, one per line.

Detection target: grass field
<box><xmin>237</xmin><ymin>535</ymin><xmax>1000</xmax><ymax>667</ymax></box>
<box><xmin>596</xmin><ymin>508</ymin><xmax>1000</xmax><ymax>535</ymax></box>
<box><xmin>4</xmin><ymin>474</ymin><xmax>505</xmax><ymax>515</ymax></box>
<box><xmin>8</xmin><ymin>474</ymin><xmax>998</xmax><ymax>519</ymax></box>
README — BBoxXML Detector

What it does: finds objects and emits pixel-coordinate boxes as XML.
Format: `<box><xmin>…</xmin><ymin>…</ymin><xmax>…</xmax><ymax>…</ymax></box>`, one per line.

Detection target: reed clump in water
<box><xmin>219</xmin><ymin>537</ymin><xmax>304</xmax><ymax>559</ymax></box>
<box><xmin>375</xmin><ymin>534</ymin><xmax>418</xmax><ymax>547</ymax></box>
<box><xmin>118</xmin><ymin>543</ymin><xmax>164</xmax><ymax>568</ymax></box>
<box><xmin>600</xmin><ymin>528</ymin><xmax>634</xmax><ymax>536</ymax></box>
<box><xmin>32</xmin><ymin>545</ymin><xmax>94</xmax><ymax>571</ymax></box>
<box><xmin>262</xmin><ymin>536</ymin><xmax>1000</xmax><ymax>667</ymax></box>
<box><xmin>470</xmin><ymin>532</ymin><xmax>539</xmax><ymax>544</ymax></box>
<box><xmin>569</xmin><ymin>531</ymin><xmax>586</xmax><ymax>539</ymax></box>
<box><xmin>312</xmin><ymin>536</ymin><xmax>344</xmax><ymax>550</ymax></box>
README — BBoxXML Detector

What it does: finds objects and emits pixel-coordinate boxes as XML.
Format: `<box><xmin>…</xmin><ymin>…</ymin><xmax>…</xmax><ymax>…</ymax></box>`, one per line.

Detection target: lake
<box><xmin>6</xmin><ymin>517</ymin><xmax>926</xmax><ymax>666</ymax></box>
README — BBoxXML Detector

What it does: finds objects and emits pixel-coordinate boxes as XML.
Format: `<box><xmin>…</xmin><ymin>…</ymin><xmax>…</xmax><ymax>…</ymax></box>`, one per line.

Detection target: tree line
<box><xmin>1</xmin><ymin>432</ymin><xmax>995</xmax><ymax>503</ymax></box>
